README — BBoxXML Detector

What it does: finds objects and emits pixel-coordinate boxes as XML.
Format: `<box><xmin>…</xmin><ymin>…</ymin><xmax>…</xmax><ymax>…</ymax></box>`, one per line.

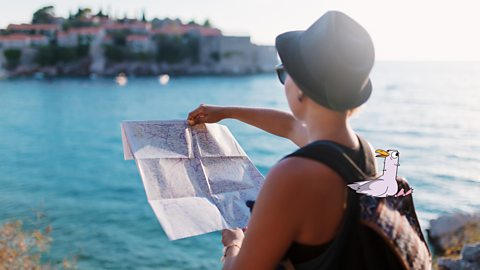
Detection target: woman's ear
<box><xmin>297</xmin><ymin>91</ymin><xmax>304</xmax><ymax>102</ymax></box>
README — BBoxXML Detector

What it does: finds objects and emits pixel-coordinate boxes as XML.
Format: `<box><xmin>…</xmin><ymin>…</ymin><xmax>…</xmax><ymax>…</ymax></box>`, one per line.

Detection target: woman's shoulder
<box><xmin>274</xmin><ymin>155</ymin><xmax>343</xmax><ymax>177</ymax></box>
<box><xmin>268</xmin><ymin>156</ymin><xmax>345</xmax><ymax>199</ymax></box>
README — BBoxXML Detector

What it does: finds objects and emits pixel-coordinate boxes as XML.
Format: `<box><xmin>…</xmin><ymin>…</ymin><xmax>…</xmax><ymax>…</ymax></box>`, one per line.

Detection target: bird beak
<box><xmin>375</xmin><ymin>149</ymin><xmax>389</xmax><ymax>157</ymax></box>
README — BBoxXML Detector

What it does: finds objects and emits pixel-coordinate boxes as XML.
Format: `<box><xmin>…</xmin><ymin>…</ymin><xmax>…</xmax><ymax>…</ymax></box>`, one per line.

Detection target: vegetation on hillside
<box><xmin>0</xmin><ymin>214</ymin><xmax>76</xmax><ymax>269</ymax></box>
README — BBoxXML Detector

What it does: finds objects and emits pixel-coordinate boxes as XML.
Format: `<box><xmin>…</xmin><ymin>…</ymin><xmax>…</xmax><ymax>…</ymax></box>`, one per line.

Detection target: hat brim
<box><xmin>275</xmin><ymin>31</ymin><xmax>372</xmax><ymax>111</ymax></box>
<box><xmin>276</xmin><ymin>31</ymin><xmax>324</xmax><ymax>103</ymax></box>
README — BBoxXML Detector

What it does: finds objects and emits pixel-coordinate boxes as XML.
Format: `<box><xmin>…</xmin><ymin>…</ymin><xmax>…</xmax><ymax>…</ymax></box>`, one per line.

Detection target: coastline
<box><xmin>0</xmin><ymin>61</ymin><xmax>276</xmax><ymax>79</ymax></box>
<box><xmin>0</xmin><ymin>68</ymin><xmax>275</xmax><ymax>80</ymax></box>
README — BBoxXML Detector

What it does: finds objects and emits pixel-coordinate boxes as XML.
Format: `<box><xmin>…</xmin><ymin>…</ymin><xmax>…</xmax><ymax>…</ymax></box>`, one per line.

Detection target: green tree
<box><xmin>34</xmin><ymin>45</ymin><xmax>89</xmax><ymax>66</ymax></box>
<box><xmin>74</xmin><ymin>8</ymin><xmax>92</xmax><ymax>20</ymax></box>
<box><xmin>34</xmin><ymin>46</ymin><xmax>56</xmax><ymax>66</ymax></box>
<box><xmin>203</xmin><ymin>19</ymin><xmax>212</xmax><ymax>28</ymax></box>
<box><xmin>155</xmin><ymin>35</ymin><xmax>189</xmax><ymax>64</ymax></box>
<box><xmin>104</xmin><ymin>45</ymin><xmax>130</xmax><ymax>62</ymax></box>
<box><xmin>111</xmin><ymin>31</ymin><xmax>129</xmax><ymax>46</ymax></box>
<box><xmin>96</xmin><ymin>9</ymin><xmax>108</xmax><ymax>18</ymax></box>
<box><xmin>56</xmin><ymin>47</ymin><xmax>77</xmax><ymax>63</ymax></box>
<box><xmin>76</xmin><ymin>44</ymin><xmax>90</xmax><ymax>58</ymax></box>
<box><xmin>141</xmin><ymin>10</ymin><xmax>147</xmax><ymax>22</ymax></box>
<box><xmin>132</xmin><ymin>52</ymin><xmax>154</xmax><ymax>62</ymax></box>
<box><xmin>210</xmin><ymin>51</ymin><xmax>220</xmax><ymax>62</ymax></box>
<box><xmin>185</xmin><ymin>34</ymin><xmax>200</xmax><ymax>63</ymax></box>
<box><xmin>32</xmin><ymin>6</ymin><xmax>56</xmax><ymax>24</ymax></box>
<box><xmin>154</xmin><ymin>33</ymin><xmax>201</xmax><ymax>64</ymax></box>
<box><xmin>3</xmin><ymin>49</ymin><xmax>22</xmax><ymax>70</ymax></box>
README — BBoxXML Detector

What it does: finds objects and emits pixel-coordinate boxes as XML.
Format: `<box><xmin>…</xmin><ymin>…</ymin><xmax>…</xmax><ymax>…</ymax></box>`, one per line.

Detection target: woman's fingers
<box><xmin>221</xmin><ymin>228</ymin><xmax>245</xmax><ymax>246</ymax></box>
<box><xmin>187</xmin><ymin>104</ymin><xmax>208</xmax><ymax>125</ymax></box>
<box><xmin>193</xmin><ymin>114</ymin><xmax>208</xmax><ymax>125</ymax></box>
<box><xmin>188</xmin><ymin>114</ymin><xmax>204</xmax><ymax>125</ymax></box>
<box><xmin>187</xmin><ymin>104</ymin><xmax>224</xmax><ymax>125</ymax></box>
<box><xmin>187</xmin><ymin>104</ymin><xmax>204</xmax><ymax>120</ymax></box>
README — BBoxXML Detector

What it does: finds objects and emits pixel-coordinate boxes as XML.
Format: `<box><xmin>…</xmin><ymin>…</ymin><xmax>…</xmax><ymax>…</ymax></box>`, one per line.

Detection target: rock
<box><xmin>437</xmin><ymin>257</ymin><xmax>479</xmax><ymax>270</ymax></box>
<box><xmin>428</xmin><ymin>212</ymin><xmax>480</xmax><ymax>255</ymax></box>
<box><xmin>436</xmin><ymin>243</ymin><xmax>480</xmax><ymax>270</ymax></box>
<box><xmin>461</xmin><ymin>243</ymin><xmax>480</xmax><ymax>264</ymax></box>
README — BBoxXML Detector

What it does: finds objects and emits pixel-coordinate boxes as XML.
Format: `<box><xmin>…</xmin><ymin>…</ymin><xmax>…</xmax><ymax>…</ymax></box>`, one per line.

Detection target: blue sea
<box><xmin>0</xmin><ymin>62</ymin><xmax>479</xmax><ymax>269</ymax></box>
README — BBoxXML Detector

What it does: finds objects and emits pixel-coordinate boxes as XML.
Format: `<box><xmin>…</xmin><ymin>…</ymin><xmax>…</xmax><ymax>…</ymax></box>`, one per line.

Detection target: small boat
<box><xmin>115</xmin><ymin>72</ymin><xmax>128</xmax><ymax>86</ymax></box>
<box><xmin>158</xmin><ymin>74</ymin><xmax>170</xmax><ymax>85</ymax></box>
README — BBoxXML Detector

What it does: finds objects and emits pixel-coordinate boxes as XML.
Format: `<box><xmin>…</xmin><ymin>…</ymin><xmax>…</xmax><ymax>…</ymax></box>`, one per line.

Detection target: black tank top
<box><xmin>282</xmin><ymin>134</ymin><xmax>376</xmax><ymax>264</ymax></box>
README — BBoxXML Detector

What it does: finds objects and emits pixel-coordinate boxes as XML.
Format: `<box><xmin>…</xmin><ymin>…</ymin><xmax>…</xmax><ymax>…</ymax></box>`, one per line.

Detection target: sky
<box><xmin>1</xmin><ymin>0</ymin><xmax>480</xmax><ymax>61</ymax></box>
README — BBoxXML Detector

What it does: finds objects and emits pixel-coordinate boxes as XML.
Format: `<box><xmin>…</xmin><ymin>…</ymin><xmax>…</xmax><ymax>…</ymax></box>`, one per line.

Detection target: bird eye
<box><xmin>391</xmin><ymin>151</ymin><xmax>399</xmax><ymax>159</ymax></box>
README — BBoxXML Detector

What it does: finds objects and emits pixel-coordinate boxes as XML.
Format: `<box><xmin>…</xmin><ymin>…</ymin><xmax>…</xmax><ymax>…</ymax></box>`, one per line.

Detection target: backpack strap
<box><xmin>281</xmin><ymin>135</ymin><xmax>372</xmax><ymax>183</ymax></box>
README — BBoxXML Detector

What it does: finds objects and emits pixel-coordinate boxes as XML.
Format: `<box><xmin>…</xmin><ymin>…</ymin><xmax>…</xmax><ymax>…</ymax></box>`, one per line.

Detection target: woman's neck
<box><xmin>303</xmin><ymin>106</ymin><xmax>358</xmax><ymax>148</ymax></box>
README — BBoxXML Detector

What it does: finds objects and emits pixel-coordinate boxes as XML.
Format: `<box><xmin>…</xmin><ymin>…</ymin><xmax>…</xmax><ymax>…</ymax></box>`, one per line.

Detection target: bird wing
<box><xmin>348</xmin><ymin>180</ymin><xmax>372</xmax><ymax>190</ymax></box>
<box><xmin>347</xmin><ymin>178</ymin><xmax>383</xmax><ymax>190</ymax></box>
<box><xmin>355</xmin><ymin>180</ymin><xmax>389</xmax><ymax>197</ymax></box>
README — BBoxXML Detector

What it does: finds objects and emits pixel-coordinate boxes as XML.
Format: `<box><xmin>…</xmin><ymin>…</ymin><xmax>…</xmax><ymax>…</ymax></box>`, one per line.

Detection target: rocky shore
<box><xmin>428</xmin><ymin>211</ymin><xmax>480</xmax><ymax>269</ymax></box>
<box><xmin>0</xmin><ymin>60</ymin><xmax>273</xmax><ymax>79</ymax></box>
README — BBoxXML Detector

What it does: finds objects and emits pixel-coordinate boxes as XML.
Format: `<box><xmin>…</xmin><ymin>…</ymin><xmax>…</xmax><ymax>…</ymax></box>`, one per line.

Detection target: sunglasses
<box><xmin>275</xmin><ymin>63</ymin><xmax>287</xmax><ymax>85</ymax></box>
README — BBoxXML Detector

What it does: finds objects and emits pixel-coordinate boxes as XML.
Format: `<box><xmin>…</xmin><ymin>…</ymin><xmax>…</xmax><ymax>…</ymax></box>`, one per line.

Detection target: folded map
<box><xmin>121</xmin><ymin>120</ymin><xmax>265</xmax><ymax>240</ymax></box>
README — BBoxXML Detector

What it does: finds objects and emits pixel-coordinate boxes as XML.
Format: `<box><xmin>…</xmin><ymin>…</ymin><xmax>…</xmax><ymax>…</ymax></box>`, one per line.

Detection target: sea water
<box><xmin>0</xmin><ymin>62</ymin><xmax>479</xmax><ymax>269</ymax></box>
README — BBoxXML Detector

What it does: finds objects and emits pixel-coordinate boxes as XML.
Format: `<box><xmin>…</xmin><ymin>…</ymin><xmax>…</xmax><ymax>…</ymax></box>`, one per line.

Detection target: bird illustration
<box><xmin>348</xmin><ymin>149</ymin><xmax>413</xmax><ymax>197</ymax></box>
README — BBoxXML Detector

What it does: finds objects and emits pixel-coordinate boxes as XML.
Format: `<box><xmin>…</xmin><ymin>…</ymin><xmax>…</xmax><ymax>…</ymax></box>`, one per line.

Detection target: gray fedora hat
<box><xmin>275</xmin><ymin>11</ymin><xmax>375</xmax><ymax>111</ymax></box>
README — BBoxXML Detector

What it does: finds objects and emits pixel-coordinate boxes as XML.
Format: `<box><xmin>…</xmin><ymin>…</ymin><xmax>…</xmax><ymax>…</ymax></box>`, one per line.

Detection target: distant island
<box><xmin>0</xmin><ymin>6</ymin><xmax>278</xmax><ymax>78</ymax></box>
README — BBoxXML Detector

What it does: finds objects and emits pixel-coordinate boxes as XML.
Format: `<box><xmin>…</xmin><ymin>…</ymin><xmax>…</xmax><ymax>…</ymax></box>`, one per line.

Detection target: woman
<box><xmin>188</xmin><ymin>11</ymin><xmax>404</xmax><ymax>270</ymax></box>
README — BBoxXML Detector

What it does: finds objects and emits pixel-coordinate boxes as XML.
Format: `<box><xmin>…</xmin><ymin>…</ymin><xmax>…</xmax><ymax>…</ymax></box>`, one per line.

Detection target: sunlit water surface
<box><xmin>0</xmin><ymin>62</ymin><xmax>479</xmax><ymax>269</ymax></box>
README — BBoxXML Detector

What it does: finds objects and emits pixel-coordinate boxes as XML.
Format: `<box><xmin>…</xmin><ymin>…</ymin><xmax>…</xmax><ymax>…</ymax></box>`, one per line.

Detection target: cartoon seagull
<box><xmin>348</xmin><ymin>149</ymin><xmax>413</xmax><ymax>197</ymax></box>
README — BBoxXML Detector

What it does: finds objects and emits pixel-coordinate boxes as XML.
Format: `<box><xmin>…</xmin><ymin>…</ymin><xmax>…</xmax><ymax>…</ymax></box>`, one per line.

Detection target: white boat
<box><xmin>115</xmin><ymin>73</ymin><xmax>128</xmax><ymax>86</ymax></box>
<box><xmin>158</xmin><ymin>74</ymin><xmax>170</xmax><ymax>85</ymax></box>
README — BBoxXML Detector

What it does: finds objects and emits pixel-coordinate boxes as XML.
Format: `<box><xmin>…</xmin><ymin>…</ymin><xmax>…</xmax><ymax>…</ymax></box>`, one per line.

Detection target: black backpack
<box><xmin>248</xmin><ymin>136</ymin><xmax>432</xmax><ymax>270</ymax></box>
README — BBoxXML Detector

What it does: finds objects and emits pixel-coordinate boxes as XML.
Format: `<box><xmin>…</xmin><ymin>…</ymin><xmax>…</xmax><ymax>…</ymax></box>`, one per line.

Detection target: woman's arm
<box><xmin>220</xmin><ymin>157</ymin><xmax>345</xmax><ymax>269</ymax></box>
<box><xmin>220</xmin><ymin>159</ymin><xmax>308</xmax><ymax>270</ymax></box>
<box><xmin>187</xmin><ymin>104</ymin><xmax>308</xmax><ymax>147</ymax></box>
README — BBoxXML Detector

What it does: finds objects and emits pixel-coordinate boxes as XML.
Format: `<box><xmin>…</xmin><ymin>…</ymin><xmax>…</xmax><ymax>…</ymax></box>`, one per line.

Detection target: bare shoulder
<box><xmin>264</xmin><ymin>156</ymin><xmax>345</xmax><ymax>203</ymax></box>
<box><xmin>262</xmin><ymin>156</ymin><xmax>347</xmax><ymax>244</ymax></box>
<box><xmin>232</xmin><ymin>154</ymin><xmax>346</xmax><ymax>268</ymax></box>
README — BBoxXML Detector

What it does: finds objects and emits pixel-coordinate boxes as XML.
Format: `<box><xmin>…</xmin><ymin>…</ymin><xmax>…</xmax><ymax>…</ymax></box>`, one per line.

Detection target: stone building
<box><xmin>126</xmin><ymin>35</ymin><xmax>154</xmax><ymax>53</ymax></box>
<box><xmin>7</xmin><ymin>24</ymin><xmax>60</xmax><ymax>41</ymax></box>
<box><xmin>0</xmin><ymin>34</ymin><xmax>48</xmax><ymax>49</ymax></box>
<box><xmin>200</xmin><ymin>35</ymin><xmax>278</xmax><ymax>73</ymax></box>
<box><xmin>57</xmin><ymin>27</ymin><xmax>104</xmax><ymax>47</ymax></box>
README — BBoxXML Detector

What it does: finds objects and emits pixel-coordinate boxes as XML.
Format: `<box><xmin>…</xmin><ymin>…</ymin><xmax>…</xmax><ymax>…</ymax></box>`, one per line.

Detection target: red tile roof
<box><xmin>105</xmin><ymin>22</ymin><xmax>151</xmax><ymax>30</ymax></box>
<box><xmin>0</xmin><ymin>34</ymin><xmax>31</xmax><ymax>41</ymax></box>
<box><xmin>7</xmin><ymin>24</ymin><xmax>61</xmax><ymax>31</ymax></box>
<box><xmin>151</xmin><ymin>24</ymin><xmax>221</xmax><ymax>36</ymax></box>
<box><xmin>68</xmin><ymin>27</ymin><xmax>102</xmax><ymax>35</ymax></box>
<box><xmin>197</xmin><ymin>27</ymin><xmax>222</xmax><ymax>37</ymax></box>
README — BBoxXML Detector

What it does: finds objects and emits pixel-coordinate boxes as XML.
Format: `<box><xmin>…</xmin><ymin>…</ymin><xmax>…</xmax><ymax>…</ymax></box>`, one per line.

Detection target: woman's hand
<box><xmin>187</xmin><ymin>104</ymin><xmax>226</xmax><ymax>126</ymax></box>
<box><xmin>221</xmin><ymin>228</ymin><xmax>246</xmax><ymax>246</ymax></box>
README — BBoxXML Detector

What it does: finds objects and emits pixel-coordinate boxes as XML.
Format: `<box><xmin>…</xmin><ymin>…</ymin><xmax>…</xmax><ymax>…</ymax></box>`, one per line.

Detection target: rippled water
<box><xmin>0</xmin><ymin>62</ymin><xmax>479</xmax><ymax>269</ymax></box>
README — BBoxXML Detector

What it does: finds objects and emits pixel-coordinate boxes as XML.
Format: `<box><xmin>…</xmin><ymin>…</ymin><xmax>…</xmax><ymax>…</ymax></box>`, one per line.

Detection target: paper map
<box><xmin>121</xmin><ymin>120</ymin><xmax>265</xmax><ymax>240</ymax></box>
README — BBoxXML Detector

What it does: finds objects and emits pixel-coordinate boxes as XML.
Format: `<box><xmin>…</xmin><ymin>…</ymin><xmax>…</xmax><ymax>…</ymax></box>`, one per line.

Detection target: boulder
<box><xmin>461</xmin><ymin>243</ymin><xmax>480</xmax><ymax>264</ymax></box>
<box><xmin>428</xmin><ymin>212</ymin><xmax>480</xmax><ymax>255</ymax></box>
<box><xmin>437</xmin><ymin>242</ymin><xmax>480</xmax><ymax>270</ymax></box>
